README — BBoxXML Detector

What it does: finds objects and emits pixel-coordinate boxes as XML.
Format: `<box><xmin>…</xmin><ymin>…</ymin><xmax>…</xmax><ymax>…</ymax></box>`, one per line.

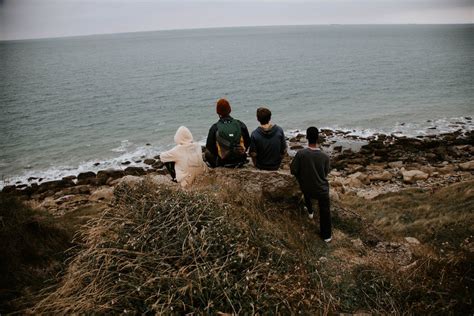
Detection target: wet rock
<box><xmin>401</xmin><ymin>170</ymin><xmax>429</xmax><ymax>184</ymax></box>
<box><xmin>333</xmin><ymin>145</ymin><xmax>342</xmax><ymax>152</ymax></box>
<box><xmin>152</xmin><ymin>160</ymin><xmax>165</xmax><ymax>169</ymax></box>
<box><xmin>121</xmin><ymin>161</ymin><xmax>131</xmax><ymax>165</ymax></box>
<box><xmin>93</xmin><ymin>162</ymin><xmax>101</xmax><ymax>166</ymax></box>
<box><xmin>124</xmin><ymin>166</ymin><xmax>146</xmax><ymax>176</ymax></box>
<box><xmin>77</xmin><ymin>172</ymin><xmax>97</xmax><ymax>185</ymax></box>
<box><xmin>28</xmin><ymin>177</ymin><xmax>38</xmax><ymax>182</ymax></box>
<box><xmin>144</xmin><ymin>158</ymin><xmax>156</xmax><ymax>165</ymax></box>
<box><xmin>37</xmin><ymin>179</ymin><xmax>75</xmax><ymax>194</ymax></box>
<box><xmin>2</xmin><ymin>185</ymin><xmax>17</xmax><ymax>193</ymax></box>
<box><xmin>97</xmin><ymin>169</ymin><xmax>125</xmax><ymax>185</ymax></box>
<box><xmin>62</xmin><ymin>175</ymin><xmax>77</xmax><ymax>181</ymax></box>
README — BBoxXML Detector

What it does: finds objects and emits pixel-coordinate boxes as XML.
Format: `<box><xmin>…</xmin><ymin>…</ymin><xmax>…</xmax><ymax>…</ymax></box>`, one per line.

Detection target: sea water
<box><xmin>0</xmin><ymin>25</ymin><xmax>473</xmax><ymax>187</ymax></box>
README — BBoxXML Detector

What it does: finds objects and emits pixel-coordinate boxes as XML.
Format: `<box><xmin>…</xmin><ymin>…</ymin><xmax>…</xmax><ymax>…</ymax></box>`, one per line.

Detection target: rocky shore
<box><xmin>2</xmin><ymin>128</ymin><xmax>473</xmax><ymax>213</ymax></box>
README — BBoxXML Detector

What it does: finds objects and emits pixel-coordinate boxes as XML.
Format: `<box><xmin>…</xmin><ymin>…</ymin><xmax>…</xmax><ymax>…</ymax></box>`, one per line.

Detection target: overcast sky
<box><xmin>0</xmin><ymin>0</ymin><xmax>472</xmax><ymax>40</ymax></box>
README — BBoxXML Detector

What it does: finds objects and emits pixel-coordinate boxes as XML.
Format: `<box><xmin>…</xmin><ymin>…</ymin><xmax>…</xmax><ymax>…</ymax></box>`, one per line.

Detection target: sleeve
<box><xmin>325</xmin><ymin>156</ymin><xmax>331</xmax><ymax>177</ymax></box>
<box><xmin>290</xmin><ymin>153</ymin><xmax>300</xmax><ymax>176</ymax></box>
<box><xmin>239</xmin><ymin>121</ymin><xmax>251</xmax><ymax>150</ymax></box>
<box><xmin>249</xmin><ymin>132</ymin><xmax>257</xmax><ymax>155</ymax></box>
<box><xmin>205</xmin><ymin>124</ymin><xmax>218</xmax><ymax>156</ymax></box>
<box><xmin>160</xmin><ymin>146</ymin><xmax>179</xmax><ymax>163</ymax></box>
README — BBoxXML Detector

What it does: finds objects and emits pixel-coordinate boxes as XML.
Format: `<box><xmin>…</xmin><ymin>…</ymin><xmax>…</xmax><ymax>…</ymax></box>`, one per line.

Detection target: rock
<box><xmin>97</xmin><ymin>169</ymin><xmax>125</xmax><ymax>185</ymax></box>
<box><xmin>144</xmin><ymin>159</ymin><xmax>156</xmax><ymax>165</ymax></box>
<box><xmin>348</xmin><ymin>172</ymin><xmax>369</xmax><ymax>185</ymax></box>
<box><xmin>115</xmin><ymin>175</ymin><xmax>143</xmax><ymax>186</ymax></box>
<box><xmin>59</xmin><ymin>185</ymin><xmax>91</xmax><ymax>196</ymax></box>
<box><xmin>419</xmin><ymin>165</ymin><xmax>436</xmax><ymax>176</ymax></box>
<box><xmin>437</xmin><ymin>165</ymin><xmax>455</xmax><ymax>175</ymax></box>
<box><xmin>346</xmin><ymin>177</ymin><xmax>363</xmax><ymax>188</ymax></box>
<box><xmin>40</xmin><ymin>197</ymin><xmax>56</xmax><ymax>209</ymax></box>
<box><xmin>290</xmin><ymin>145</ymin><xmax>304</xmax><ymax>150</ymax></box>
<box><xmin>2</xmin><ymin>185</ymin><xmax>17</xmax><ymax>193</ymax></box>
<box><xmin>55</xmin><ymin>194</ymin><xmax>76</xmax><ymax>204</ymax></box>
<box><xmin>459</xmin><ymin>160</ymin><xmax>474</xmax><ymax>171</ymax></box>
<box><xmin>90</xmin><ymin>187</ymin><xmax>114</xmax><ymax>202</ymax></box>
<box><xmin>351</xmin><ymin>238</ymin><xmax>364</xmax><ymax>249</ymax></box>
<box><xmin>401</xmin><ymin>170</ymin><xmax>429</xmax><ymax>184</ymax></box>
<box><xmin>356</xmin><ymin>190</ymin><xmax>380</xmax><ymax>200</ymax></box>
<box><xmin>375</xmin><ymin>242</ymin><xmax>413</xmax><ymax>265</ymax></box>
<box><xmin>404</xmin><ymin>237</ymin><xmax>421</xmax><ymax>245</ymax></box>
<box><xmin>333</xmin><ymin>145</ymin><xmax>342</xmax><ymax>152</ymax></box>
<box><xmin>62</xmin><ymin>175</ymin><xmax>77</xmax><ymax>181</ymax></box>
<box><xmin>346</xmin><ymin>164</ymin><xmax>365</xmax><ymax>173</ymax></box>
<box><xmin>329</xmin><ymin>188</ymin><xmax>340</xmax><ymax>201</ymax></box>
<box><xmin>124</xmin><ymin>166</ymin><xmax>146</xmax><ymax>176</ymax></box>
<box><xmin>93</xmin><ymin>162</ymin><xmax>101</xmax><ymax>166</ymax></box>
<box><xmin>121</xmin><ymin>161</ymin><xmax>131</xmax><ymax>165</ymax></box>
<box><xmin>152</xmin><ymin>160</ymin><xmax>165</xmax><ymax>169</ymax></box>
<box><xmin>388</xmin><ymin>161</ymin><xmax>404</xmax><ymax>169</ymax></box>
<box><xmin>368</xmin><ymin>171</ymin><xmax>393</xmax><ymax>182</ymax></box>
<box><xmin>77</xmin><ymin>172</ymin><xmax>97</xmax><ymax>185</ymax></box>
<box><xmin>37</xmin><ymin>179</ymin><xmax>75</xmax><ymax>194</ymax></box>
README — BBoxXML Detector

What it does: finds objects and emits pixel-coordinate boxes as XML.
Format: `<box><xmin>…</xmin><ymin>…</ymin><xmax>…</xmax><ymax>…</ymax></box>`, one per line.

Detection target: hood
<box><xmin>257</xmin><ymin>124</ymin><xmax>278</xmax><ymax>138</ymax></box>
<box><xmin>174</xmin><ymin>126</ymin><xmax>193</xmax><ymax>145</ymax></box>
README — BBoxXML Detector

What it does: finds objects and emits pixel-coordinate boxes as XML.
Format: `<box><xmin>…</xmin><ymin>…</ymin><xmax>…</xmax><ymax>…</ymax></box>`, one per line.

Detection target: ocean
<box><xmin>0</xmin><ymin>25</ymin><xmax>473</xmax><ymax>187</ymax></box>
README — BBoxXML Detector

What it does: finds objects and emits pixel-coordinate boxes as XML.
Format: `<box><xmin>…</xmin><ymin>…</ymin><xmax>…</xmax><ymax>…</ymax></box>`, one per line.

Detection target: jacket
<box><xmin>160</xmin><ymin>126</ymin><xmax>207</xmax><ymax>187</ymax></box>
<box><xmin>249</xmin><ymin>124</ymin><xmax>286</xmax><ymax>170</ymax></box>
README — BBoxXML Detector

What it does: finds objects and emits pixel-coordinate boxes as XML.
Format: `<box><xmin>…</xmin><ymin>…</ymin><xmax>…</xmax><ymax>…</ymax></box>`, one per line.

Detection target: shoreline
<box><xmin>1</xmin><ymin>116</ymin><xmax>472</xmax><ymax>189</ymax></box>
<box><xmin>2</xmin><ymin>126</ymin><xmax>473</xmax><ymax>196</ymax></box>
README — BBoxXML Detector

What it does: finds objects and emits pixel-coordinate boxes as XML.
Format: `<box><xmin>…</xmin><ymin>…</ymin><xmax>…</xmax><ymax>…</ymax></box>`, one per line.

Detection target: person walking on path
<box><xmin>205</xmin><ymin>98</ymin><xmax>250</xmax><ymax>168</ymax></box>
<box><xmin>249</xmin><ymin>107</ymin><xmax>287</xmax><ymax>170</ymax></box>
<box><xmin>160</xmin><ymin>126</ymin><xmax>207</xmax><ymax>187</ymax></box>
<box><xmin>290</xmin><ymin>126</ymin><xmax>332</xmax><ymax>242</ymax></box>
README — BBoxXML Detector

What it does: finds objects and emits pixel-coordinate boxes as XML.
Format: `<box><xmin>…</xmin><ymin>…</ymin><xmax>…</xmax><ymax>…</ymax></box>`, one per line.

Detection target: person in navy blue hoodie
<box><xmin>249</xmin><ymin>107</ymin><xmax>287</xmax><ymax>170</ymax></box>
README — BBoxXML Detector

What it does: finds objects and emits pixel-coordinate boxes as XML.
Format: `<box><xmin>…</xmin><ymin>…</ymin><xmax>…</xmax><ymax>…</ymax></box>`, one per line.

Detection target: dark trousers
<box><xmin>304</xmin><ymin>192</ymin><xmax>332</xmax><ymax>239</ymax></box>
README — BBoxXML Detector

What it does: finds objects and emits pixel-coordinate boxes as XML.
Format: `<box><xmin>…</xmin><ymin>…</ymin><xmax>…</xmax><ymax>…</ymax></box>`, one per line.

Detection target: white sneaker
<box><xmin>308</xmin><ymin>212</ymin><xmax>314</xmax><ymax>219</ymax></box>
<box><xmin>324</xmin><ymin>237</ymin><xmax>332</xmax><ymax>243</ymax></box>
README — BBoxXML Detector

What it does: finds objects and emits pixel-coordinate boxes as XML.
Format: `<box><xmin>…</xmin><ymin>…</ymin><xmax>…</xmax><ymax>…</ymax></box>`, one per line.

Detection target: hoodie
<box><xmin>160</xmin><ymin>126</ymin><xmax>207</xmax><ymax>187</ymax></box>
<box><xmin>249</xmin><ymin>124</ymin><xmax>286</xmax><ymax>170</ymax></box>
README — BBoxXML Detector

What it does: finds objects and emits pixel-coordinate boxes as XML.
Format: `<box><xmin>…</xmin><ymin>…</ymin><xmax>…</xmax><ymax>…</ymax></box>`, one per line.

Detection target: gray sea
<box><xmin>1</xmin><ymin>25</ymin><xmax>473</xmax><ymax>187</ymax></box>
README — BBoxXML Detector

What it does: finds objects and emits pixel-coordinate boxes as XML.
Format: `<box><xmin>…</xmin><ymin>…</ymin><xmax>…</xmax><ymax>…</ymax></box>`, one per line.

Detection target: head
<box><xmin>256</xmin><ymin>107</ymin><xmax>271</xmax><ymax>125</ymax></box>
<box><xmin>216</xmin><ymin>98</ymin><xmax>231</xmax><ymax>117</ymax></box>
<box><xmin>174</xmin><ymin>126</ymin><xmax>193</xmax><ymax>145</ymax></box>
<box><xmin>306</xmin><ymin>126</ymin><xmax>319</xmax><ymax>145</ymax></box>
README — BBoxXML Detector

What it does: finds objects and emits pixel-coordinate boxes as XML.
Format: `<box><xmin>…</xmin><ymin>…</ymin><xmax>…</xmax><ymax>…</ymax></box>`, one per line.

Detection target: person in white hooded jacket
<box><xmin>160</xmin><ymin>126</ymin><xmax>207</xmax><ymax>187</ymax></box>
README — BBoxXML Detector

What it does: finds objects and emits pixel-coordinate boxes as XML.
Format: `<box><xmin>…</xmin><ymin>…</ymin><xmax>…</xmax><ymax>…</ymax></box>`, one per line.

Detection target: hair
<box><xmin>216</xmin><ymin>98</ymin><xmax>231</xmax><ymax>117</ymax></box>
<box><xmin>256</xmin><ymin>107</ymin><xmax>272</xmax><ymax>125</ymax></box>
<box><xmin>306</xmin><ymin>126</ymin><xmax>319</xmax><ymax>144</ymax></box>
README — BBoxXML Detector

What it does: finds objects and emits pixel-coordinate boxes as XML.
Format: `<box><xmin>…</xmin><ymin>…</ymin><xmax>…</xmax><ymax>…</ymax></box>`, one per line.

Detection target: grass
<box><xmin>0</xmin><ymin>194</ymin><xmax>72</xmax><ymax>313</ymax></box>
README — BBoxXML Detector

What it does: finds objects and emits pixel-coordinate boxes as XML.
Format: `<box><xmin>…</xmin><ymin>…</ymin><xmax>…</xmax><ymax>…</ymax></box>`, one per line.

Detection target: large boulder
<box><xmin>37</xmin><ymin>179</ymin><xmax>75</xmax><ymax>194</ymax></box>
<box><xmin>77</xmin><ymin>172</ymin><xmax>97</xmax><ymax>185</ymax></box>
<box><xmin>97</xmin><ymin>169</ymin><xmax>125</xmax><ymax>185</ymax></box>
<box><xmin>401</xmin><ymin>169</ymin><xmax>429</xmax><ymax>184</ymax></box>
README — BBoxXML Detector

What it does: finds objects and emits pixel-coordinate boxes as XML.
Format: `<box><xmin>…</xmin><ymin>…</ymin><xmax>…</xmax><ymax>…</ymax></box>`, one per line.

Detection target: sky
<box><xmin>0</xmin><ymin>0</ymin><xmax>472</xmax><ymax>40</ymax></box>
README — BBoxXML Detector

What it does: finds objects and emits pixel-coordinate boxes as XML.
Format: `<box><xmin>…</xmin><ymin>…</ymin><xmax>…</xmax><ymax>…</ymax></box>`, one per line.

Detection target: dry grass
<box><xmin>32</xmin><ymin>180</ymin><xmax>333</xmax><ymax>314</ymax></box>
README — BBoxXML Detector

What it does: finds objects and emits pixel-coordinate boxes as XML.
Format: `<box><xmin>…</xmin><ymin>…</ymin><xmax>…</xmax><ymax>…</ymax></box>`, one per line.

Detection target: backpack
<box><xmin>216</xmin><ymin>118</ymin><xmax>245</xmax><ymax>161</ymax></box>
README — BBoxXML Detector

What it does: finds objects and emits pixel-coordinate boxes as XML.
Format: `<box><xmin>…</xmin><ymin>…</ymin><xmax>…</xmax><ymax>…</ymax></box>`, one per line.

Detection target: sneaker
<box><xmin>324</xmin><ymin>237</ymin><xmax>332</xmax><ymax>243</ymax></box>
<box><xmin>308</xmin><ymin>212</ymin><xmax>314</xmax><ymax>219</ymax></box>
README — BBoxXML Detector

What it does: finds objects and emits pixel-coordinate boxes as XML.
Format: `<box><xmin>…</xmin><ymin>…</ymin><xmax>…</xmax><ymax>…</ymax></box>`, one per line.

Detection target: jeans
<box><xmin>304</xmin><ymin>192</ymin><xmax>332</xmax><ymax>240</ymax></box>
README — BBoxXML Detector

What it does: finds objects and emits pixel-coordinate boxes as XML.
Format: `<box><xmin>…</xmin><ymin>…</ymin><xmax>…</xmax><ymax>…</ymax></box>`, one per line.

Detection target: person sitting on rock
<box><xmin>205</xmin><ymin>98</ymin><xmax>250</xmax><ymax>168</ymax></box>
<box><xmin>249</xmin><ymin>107</ymin><xmax>287</xmax><ymax>170</ymax></box>
<box><xmin>290</xmin><ymin>126</ymin><xmax>332</xmax><ymax>243</ymax></box>
<box><xmin>160</xmin><ymin>126</ymin><xmax>207</xmax><ymax>187</ymax></box>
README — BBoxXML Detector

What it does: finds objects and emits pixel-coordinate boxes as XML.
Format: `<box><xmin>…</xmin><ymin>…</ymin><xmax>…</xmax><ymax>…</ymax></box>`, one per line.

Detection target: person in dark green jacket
<box><xmin>290</xmin><ymin>126</ymin><xmax>332</xmax><ymax>242</ymax></box>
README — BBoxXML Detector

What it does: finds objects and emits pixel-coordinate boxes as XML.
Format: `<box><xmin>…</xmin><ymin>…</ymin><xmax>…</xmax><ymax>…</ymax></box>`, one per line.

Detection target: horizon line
<box><xmin>1</xmin><ymin>22</ymin><xmax>473</xmax><ymax>42</ymax></box>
